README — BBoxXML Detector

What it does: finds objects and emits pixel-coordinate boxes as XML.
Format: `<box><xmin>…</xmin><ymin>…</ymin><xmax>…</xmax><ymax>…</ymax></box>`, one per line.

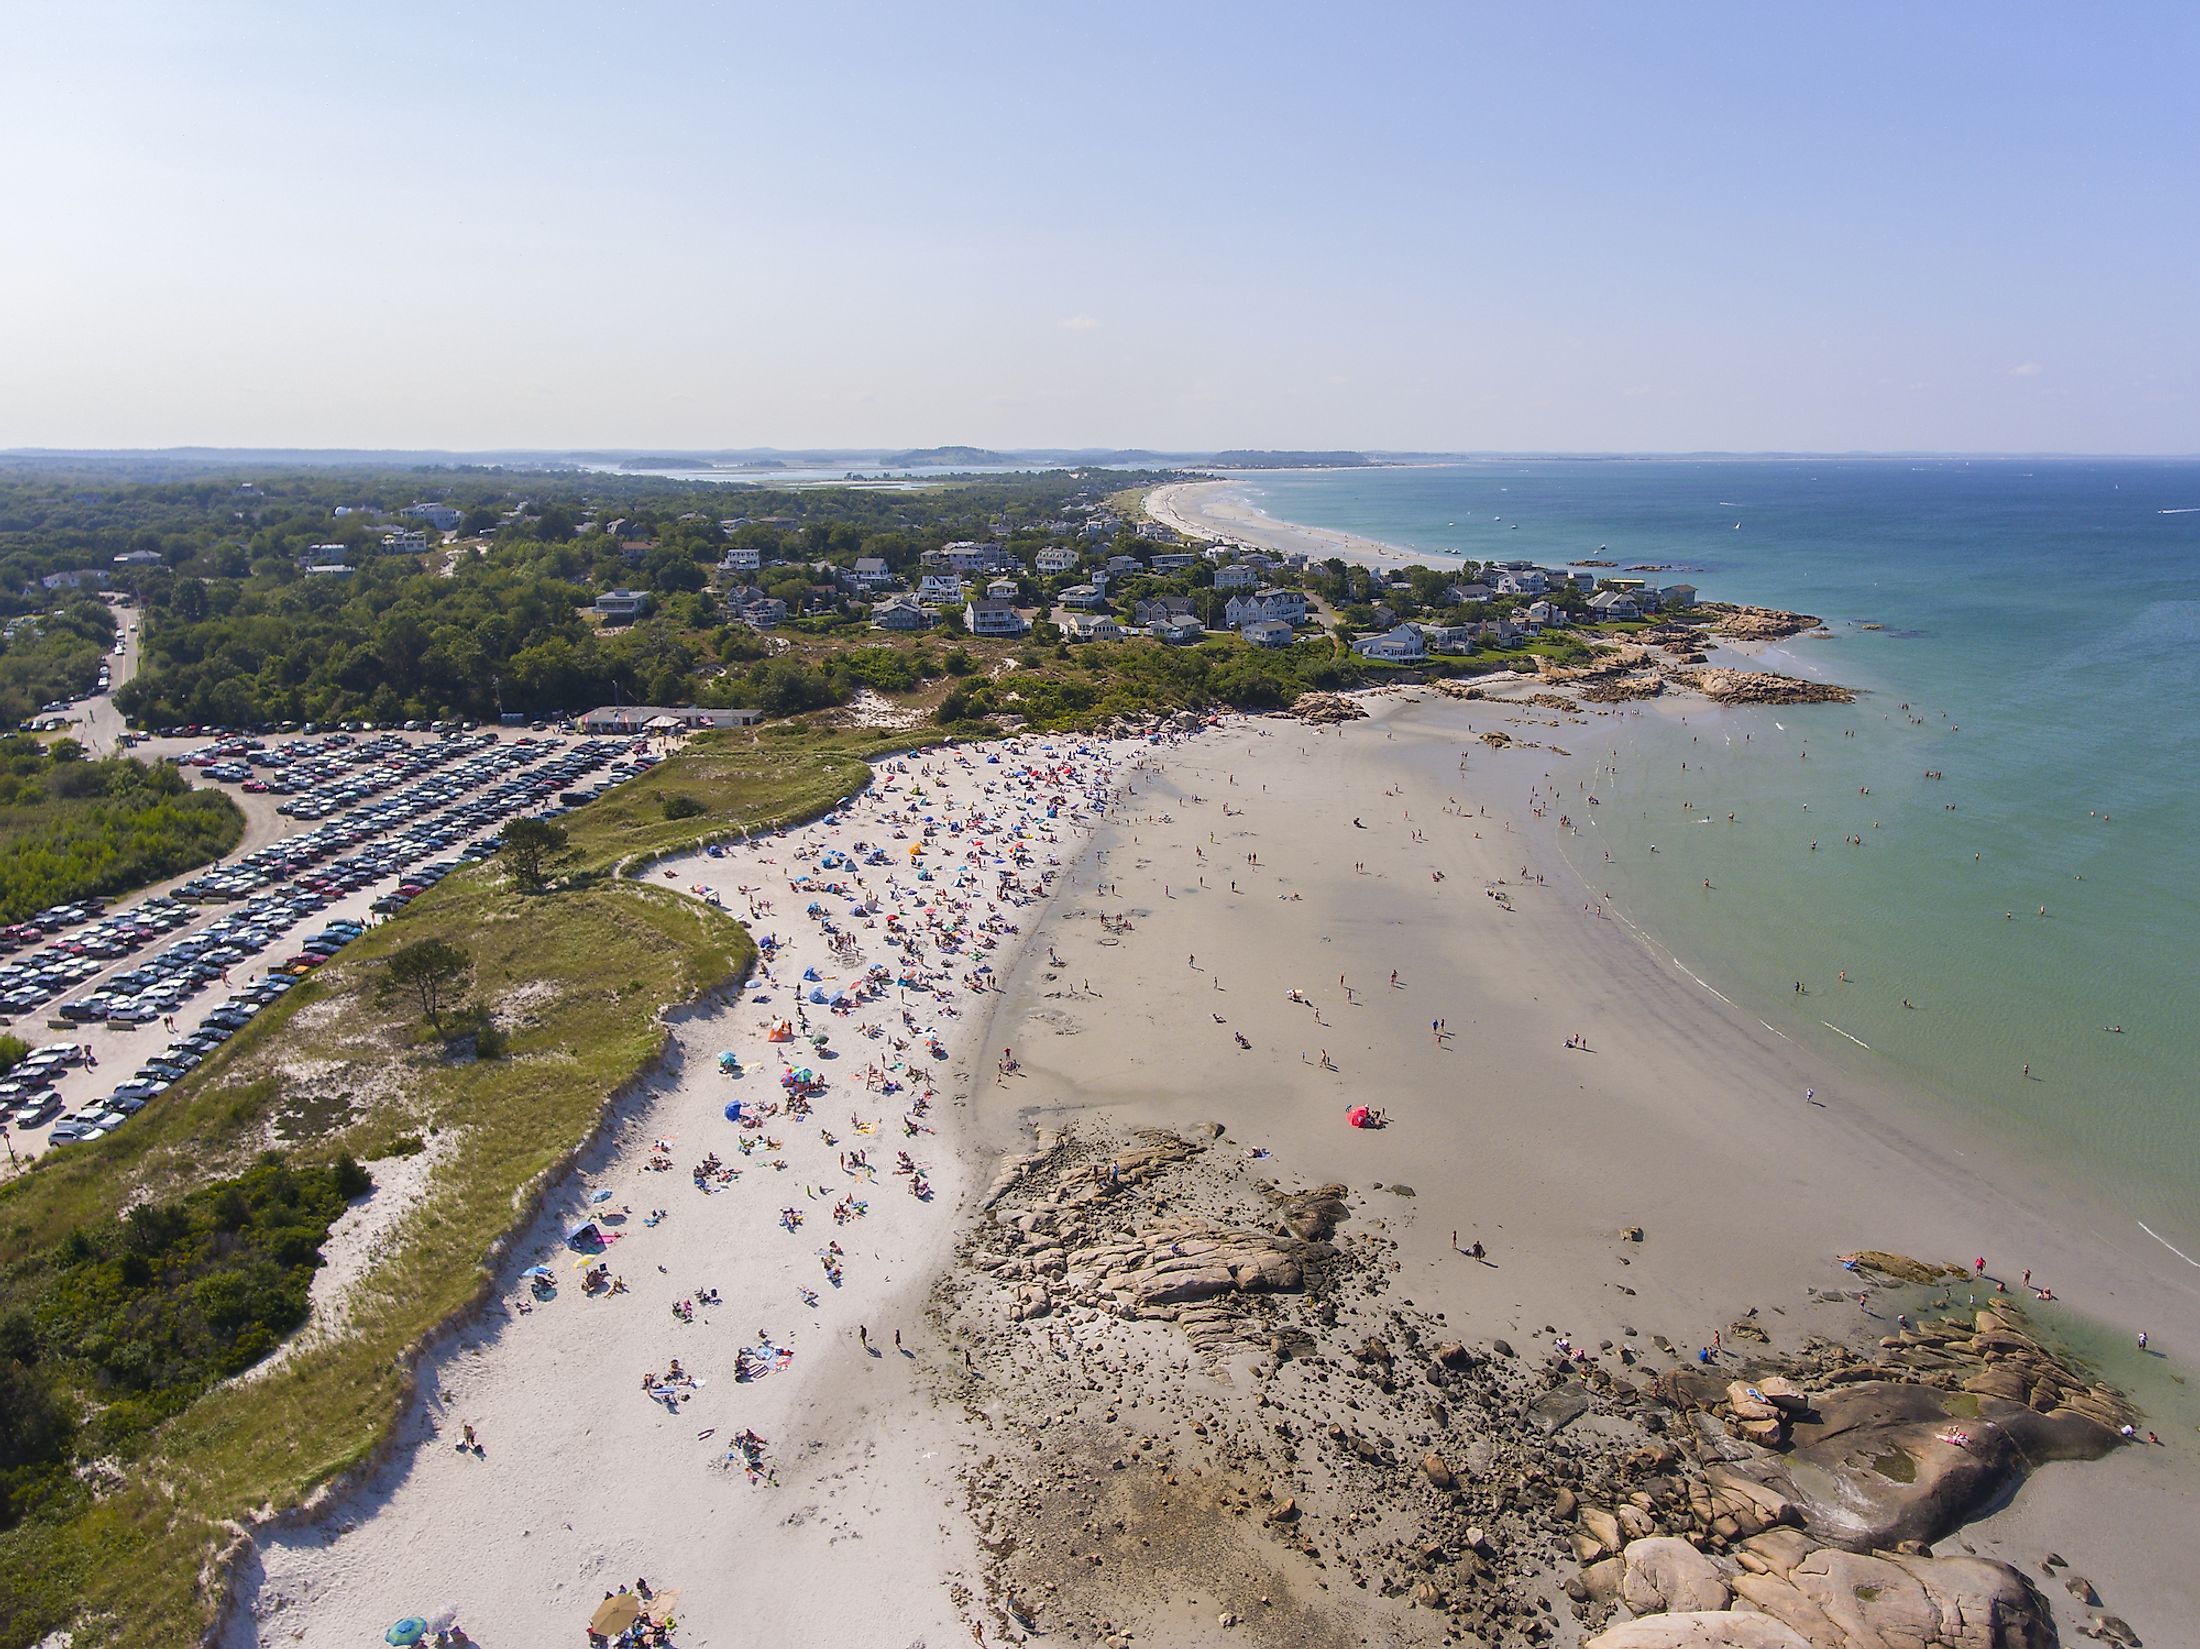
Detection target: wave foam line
<box><xmin>2137</xmin><ymin>1220</ymin><xmax>2200</xmax><ymax>1266</ymax></box>
<box><xmin>1820</xmin><ymin>1020</ymin><xmax>1871</xmax><ymax>1049</ymax></box>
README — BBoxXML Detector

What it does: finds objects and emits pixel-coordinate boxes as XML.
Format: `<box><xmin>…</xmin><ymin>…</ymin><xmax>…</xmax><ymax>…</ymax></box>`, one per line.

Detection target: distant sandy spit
<box><xmin>1145</xmin><ymin>478</ymin><xmax>1429</xmax><ymax>571</ymax></box>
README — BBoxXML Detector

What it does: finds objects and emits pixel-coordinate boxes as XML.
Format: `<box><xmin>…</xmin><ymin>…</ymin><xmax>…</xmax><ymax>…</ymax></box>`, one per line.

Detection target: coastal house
<box><xmin>401</xmin><ymin>502</ymin><xmax>462</xmax><ymax>532</ymax></box>
<box><xmin>1239</xmin><ymin>618</ymin><xmax>1297</xmax><ymax>649</ymax></box>
<box><xmin>727</xmin><ymin>588</ymin><xmax>787</xmax><ymax>628</ymax></box>
<box><xmin>1352</xmin><ymin>625</ymin><xmax>1428</xmax><ymax>664</ymax></box>
<box><xmin>303</xmin><ymin>562</ymin><xmax>353</xmax><ymax>577</ymax></box>
<box><xmin>1420</xmin><ymin>623</ymin><xmax>1478</xmax><ymax>655</ymax></box>
<box><xmin>1034</xmin><ymin>545</ymin><xmax>1079</xmax><ymax>575</ymax></box>
<box><xmin>40</xmin><ymin>569</ymin><xmax>107</xmax><ymax>590</ymax></box>
<box><xmin>870</xmin><ymin>595</ymin><xmax>931</xmax><ymax>631</ymax></box>
<box><xmin>963</xmin><ymin>599</ymin><xmax>1029</xmax><ymax>637</ymax></box>
<box><xmin>1495</xmin><ymin>570</ymin><xmax>1549</xmax><ymax>598</ymax></box>
<box><xmin>1062</xmin><ymin>612</ymin><xmax>1124</xmax><ymax>643</ymax></box>
<box><xmin>381</xmin><ymin>528</ymin><xmax>429</xmax><ymax>554</ymax></box>
<box><xmin>1132</xmin><ymin>596</ymin><xmax>1195</xmax><ymax>627</ymax></box>
<box><xmin>1660</xmin><ymin>583</ymin><xmax>1699</xmax><ymax>609</ymax></box>
<box><xmin>1213</xmin><ymin>564</ymin><xmax>1259</xmax><ymax>591</ymax></box>
<box><xmin>1058</xmin><ymin>583</ymin><xmax>1111</xmax><ymax>612</ymax></box>
<box><xmin>1148</xmin><ymin>614</ymin><xmax>1206</xmax><ymax>645</ymax></box>
<box><xmin>1445</xmin><ymin>581</ymin><xmax>1492</xmax><ymax>604</ymax></box>
<box><xmin>719</xmin><ymin>544</ymin><xmax>763</xmax><ymax>573</ymax></box>
<box><xmin>940</xmin><ymin>540</ymin><xmax>1014</xmax><ymax>573</ymax></box>
<box><xmin>1149</xmin><ymin>552</ymin><xmax>1200</xmax><ymax>572</ymax></box>
<box><xmin>111</xmin><ymin>549</ymin><xmax>162</xmax><ymax>566</ymax></box>
<box><xmin>1587</xmin><ymin>591</ymin><xmax>1641</xmax><ymax>621</ymax></box>
<box><xmin>1223</xmin><ymin>588</ymin><xmax>1308</xmax><ymax>628</ymax></box>
<box><xmin>1104</xmin><ymin>554</ymin><xmax>1143</xmax><ymax>576</ymax></box>
<box><xmin>1525</xmin><ymin>600</ymin><xmax>1568</xmax><ymax>627</ymax></box>
<box><xmin>593</xmin><ymin>588</ymin><xmax>649</xmax><ymax>623</ymax></box>
<box><xmin>918</xmin><ymin>573</ymin><xmax>970</xmax><ymax>605</ymax></box>
<box><xmin>850</xmin><ymin>556</ymin><xmax>897</xmax><ymax>591</ymax></box>
<box><xmin>985</xmin><ymin>577</ymin><xmax>1020</xmax><ymax>601</ymax></box>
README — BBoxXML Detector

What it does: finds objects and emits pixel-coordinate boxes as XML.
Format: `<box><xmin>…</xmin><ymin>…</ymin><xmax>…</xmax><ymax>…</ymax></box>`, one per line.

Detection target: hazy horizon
<box><xmin>5</xmin><ymin>3</ymin><xmax>2196</xmax><ymax>455</ymax></box>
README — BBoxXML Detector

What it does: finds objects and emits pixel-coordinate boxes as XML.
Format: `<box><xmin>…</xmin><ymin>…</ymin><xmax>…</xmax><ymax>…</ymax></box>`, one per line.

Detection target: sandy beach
<box><xmin>227</xmin><ymin>697</ymin><xmax>2197</xmax><ymax>1648</ymax></box>
<box><xmin>1145</xmin><ymin>478</ymin><xmax>1428</xmax><ymax>571</ymax></box>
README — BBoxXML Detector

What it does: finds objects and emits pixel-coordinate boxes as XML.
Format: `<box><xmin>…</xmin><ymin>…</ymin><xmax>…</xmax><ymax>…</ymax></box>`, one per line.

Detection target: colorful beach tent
<box><xmin>1346</xmin><ymin>1105</ymin><xmax>1374</xmax><ymax>1129</ymax></box>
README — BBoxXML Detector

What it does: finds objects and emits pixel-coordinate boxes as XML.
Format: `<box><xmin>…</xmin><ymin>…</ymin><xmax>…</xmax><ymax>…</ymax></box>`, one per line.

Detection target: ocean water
<box><xmin>1231</xmin><ymin>460</ymin><xmax>2200</xmax><ymax>1256</ymax></box>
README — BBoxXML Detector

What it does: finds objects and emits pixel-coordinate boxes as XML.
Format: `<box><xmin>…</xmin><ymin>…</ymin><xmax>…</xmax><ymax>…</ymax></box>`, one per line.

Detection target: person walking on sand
<box><xmin>858</xmin><ymin>1324</ymin><xmax>869</xmax><ymax>1349</ymax></box>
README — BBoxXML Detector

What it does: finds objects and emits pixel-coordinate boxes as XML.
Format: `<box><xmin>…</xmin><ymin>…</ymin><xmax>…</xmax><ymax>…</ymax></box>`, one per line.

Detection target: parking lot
<box><xmin>0</xmin><ymin>727</ymin><xmax>660</xmax><ymax>1165</ymax></box>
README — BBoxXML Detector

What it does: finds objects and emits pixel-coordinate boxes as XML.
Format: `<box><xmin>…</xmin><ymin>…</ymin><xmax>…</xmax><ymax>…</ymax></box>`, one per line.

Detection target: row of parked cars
<box><xmin>19</xmin><ymin>736</ymin><xmax>657</xmax><ymax>1151</ymax></box>
<box><xmin>0</xmin><ymin>900</ymin><xmax>198</xmax><ymax>1016</ymax></box>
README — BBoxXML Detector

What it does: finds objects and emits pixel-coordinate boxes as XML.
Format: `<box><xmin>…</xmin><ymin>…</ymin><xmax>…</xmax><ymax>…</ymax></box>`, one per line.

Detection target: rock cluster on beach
<box><xmin>1288</xmin><ymin>692</ymin><xmax>1368</xmax><ymax>724</ymax></box>
<box><xmin>1699</xmin><ymin>604</ymin><xmax>1826</xmax><ymax>642</ymax></box>
<box><xmin>936</xmin><ymin>1129</ymin><xmax>2134</xmax><ymax>1649</ymax></box>
<box><xmin>1668</xmin><ymin>668</ymin><xmax>1854</xmax><ymax>706</ymax></box>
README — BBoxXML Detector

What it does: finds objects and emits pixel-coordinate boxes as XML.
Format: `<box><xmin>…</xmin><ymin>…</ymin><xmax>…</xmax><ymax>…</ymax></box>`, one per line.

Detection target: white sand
<box><xmin>229</xmin><ymin>701</ymin><xmax>2199</xmax><ymax>1646</ymax></box>
<box><xmin>226</xmin><ymin>731</ymin><xmax>1164</xmax><ymax>1647</ymax></box>
<box><xmin>1146</xmin><ymin>477</ymin><xmax>1425</xmax><ymax>570</ymax></box>
<box><xmin>965</xmin><ymin>689</ymin><xmax>2199</xmax><ymax>1643</ymax></box>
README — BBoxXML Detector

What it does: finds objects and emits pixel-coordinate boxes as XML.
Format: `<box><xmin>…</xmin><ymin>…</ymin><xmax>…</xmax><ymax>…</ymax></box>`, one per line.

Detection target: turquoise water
<box><xmin>1233</xmin><ymin>460</ymin><xmax>2200</xmax><ymax>1254</ymax></box>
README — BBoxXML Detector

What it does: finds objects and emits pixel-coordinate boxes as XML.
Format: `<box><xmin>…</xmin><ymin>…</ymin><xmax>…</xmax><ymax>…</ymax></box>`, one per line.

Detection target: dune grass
<box><xmin>563</xmin><ymin>724</ymin><xmax>927</xmax><ymax>874</ymax></box>
<box><xmin>0</xmin><ymin>726</ymin><xmax>911</xmax><ymax>1642</ymax></box>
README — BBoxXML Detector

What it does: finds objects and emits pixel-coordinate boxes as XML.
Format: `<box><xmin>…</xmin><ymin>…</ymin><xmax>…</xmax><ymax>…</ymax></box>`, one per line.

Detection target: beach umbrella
<box><xmin>588</xmin><ymin>1187</ymin><xmax>614</xmax><ymax>1205</ymax></box>
<box><xmin>522</xmin><ymin>1264</ymin><xmax>554</xmax><ymax>1280</ymax></box>
<box><xmin>385</xmin><ymin>1619</ymin><xmax>429</xmax><ymax>1646</ymax></box>
<box><xmin>426</xmin><ymin>1606</ymin><xmax>460</xmax><ymax>1635</ymax></box>
<box><xmin>590</xmin><ymin>1593</ymin><xmax>644</xmax><ymax>1636</ymax></box>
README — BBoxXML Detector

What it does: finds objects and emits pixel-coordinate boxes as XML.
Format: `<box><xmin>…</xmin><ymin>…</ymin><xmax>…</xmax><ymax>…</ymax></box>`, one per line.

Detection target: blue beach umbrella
<box><xmin>386</xmin><ymin>1619</ymin><xmax>429</xmax><ymax>1646</ymax></box>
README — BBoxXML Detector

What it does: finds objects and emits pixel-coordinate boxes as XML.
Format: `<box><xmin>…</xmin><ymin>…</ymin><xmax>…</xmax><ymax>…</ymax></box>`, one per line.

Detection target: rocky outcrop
<box><xmin>1700</xmin><ymin>603</ymin><xmax>1824</xmax><ymax>641</ymax></box>
<box><xmin>1669</xmin><ymin>668</ymin><xmax>1854</xmax><ymax>705</ymax></box>
<box><xmin>1584</xmin><ymin>1531</ymin><xmax>2057</xmax><ymax>1649</ymax></box>
<box><xmin>1289</xmin><ymin>691</ymin><xmax>1367</xmax><ymax>724</ymax></box>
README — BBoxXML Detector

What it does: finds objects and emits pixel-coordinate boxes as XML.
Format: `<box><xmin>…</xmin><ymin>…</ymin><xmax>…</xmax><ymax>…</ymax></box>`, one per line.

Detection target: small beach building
<box><xmin>1148</xmin><ymin>613</ymin><xmax>1206</xmax><ymax>645</ymax></box>
<box><xmin>1058</xmin><ymin>583</ymin><xmax>1111</xmax><ymax>611</ymax></box>
<box><xmin>1239</xmin><ymin>618</ymin><xmax>1296</xmax><ymax>649</ymax></box>
<box><xmin>1353</xmin><ymin>625</ymin><xmax>1428</xmax><ymax>664</ymax></box>
<box><xmin>964</xmin><ymin>599</ymin><xmax>1029</xmax><ymax>637</ymax></box>
<box><xmin>870</xmin><ymin>595</ymin><xmax>930</xmax><ymax>631</ymax></box>
<box><xmin>1062</xmin><ymin>612</ymin><xmax>1124</xmax><ymax>643</ymax></box>
<box><xmin>593</xmin><ymin>588</ymin><xmax>649</xmax><ymax>622</ymax></box>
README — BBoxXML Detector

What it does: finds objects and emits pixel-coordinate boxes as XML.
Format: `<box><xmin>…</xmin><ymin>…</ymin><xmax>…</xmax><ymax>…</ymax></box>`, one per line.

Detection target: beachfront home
<box><xmin>963</xmin><ymin>599</ymin><xmax>1029</xmax><ymax>638</ymax></box>
<box><xmin>728</xmin><ymin>589</ymin><xmax>787</xmax><ymax>628</ymax></box>
<box><xmin>1446</xmin><ymin>581</ymin><xmax>1492</xmax><ymax>604</ymax></box>
<box><xmin>1223</xmin><ymin>588</ymin><xmax>1308</xmax><ymax>628</ymax></box>
<box><xmin>918</xmin><ymin>573</ymin><xmax>969</xmax><ymax>605</ymax></box>
<box><xmin>1213</xmin><ymin>564</ymin><xmax>1259</xmax><ymax>591</ymax></box>
<box><xmin>1058</xmin><ymin>583</ymin><xmax>1111</xmax><ymax>612</ymax></box>
<box><xmin>1239</xmin><ymin>618</ymin><xmax>1297</xmax><ymax>649</ymax></box>
<box><xmin>870</xmin><ymin>595</ymin><xmax>931</xmax><ymax>631</ymax></box>
<box><xmin>1062</xmin><ymin>613</ymin><xmax>1124</xmax><ymax>643</ymax></box>
<box><xmin>984</xmin><ymin>577</ymin><xmax>1020</xmax><ymax>602</ymax></box>
<box><xmin>1034</xmin><ymin>545</ymin><xmax>1079</xmax><ymax>575</ymax></box>
<box><xmin>1587</xmin><ymin>591</ymin><xmax>1641</xmax><ymax>620</ymax></box>
<box><xmin>1495</xmin><ymin>570</ymin><xmax>1549</xmax><ymax>598</ymax></box>
<box><xmin>1660</xmin><ymin>583</ymin><xmax>1699</xmax><ymax>609</ymax></box>
<box><xmin>1353</xmin><ymin>625</ymin><xmax>1428</xmax><ymax>664</ymax></box>
<box><xmin>850</xmin><ymin>556</ymin><xmax>897</xmax><ymax>592</ymax></box>
<box><xmin>1148</xmin><ymin>613</ymin><xmax>1206</xmax><ymax>645</ymax></box>
<box><xmin>593</xmin><ymin>588</ymin><xmax>649</xmax><ymax>623</ymax></box>
<box><xmin>1150</xmin><ymin>552</ymin><xmax>1200</xmax><ymax>572</ymax></box>
<box><xmin>1105</xmin><ymin>554</ymin><xmax>1143</xmax><ymax>576</ymax></box>
<box><xmin>1132</xmin><ymin>596</ymin><xmax>1195</xmax><ymax>627</ymax></box>
<box><xmin>1525</xmin><ymin>600</ymin><xmax>1568</xmax><ymax>627</ymax></box>
<box><xmin>939</xmin><ymin>540</ymin><xmax>1014</xmax><ymax>573</ymax></box>
<box><xmin>1420</xmin><ymin>623</ymin><xmax>1478</xmax><ymax>655</ymax></box>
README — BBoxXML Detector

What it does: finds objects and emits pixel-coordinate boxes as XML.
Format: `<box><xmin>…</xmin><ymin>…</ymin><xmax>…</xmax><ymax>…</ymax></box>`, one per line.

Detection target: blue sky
<box><xmin>3</xmin><ymin>2</ymin><xmax>2195</xmax><ymax>452</ymax></box>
